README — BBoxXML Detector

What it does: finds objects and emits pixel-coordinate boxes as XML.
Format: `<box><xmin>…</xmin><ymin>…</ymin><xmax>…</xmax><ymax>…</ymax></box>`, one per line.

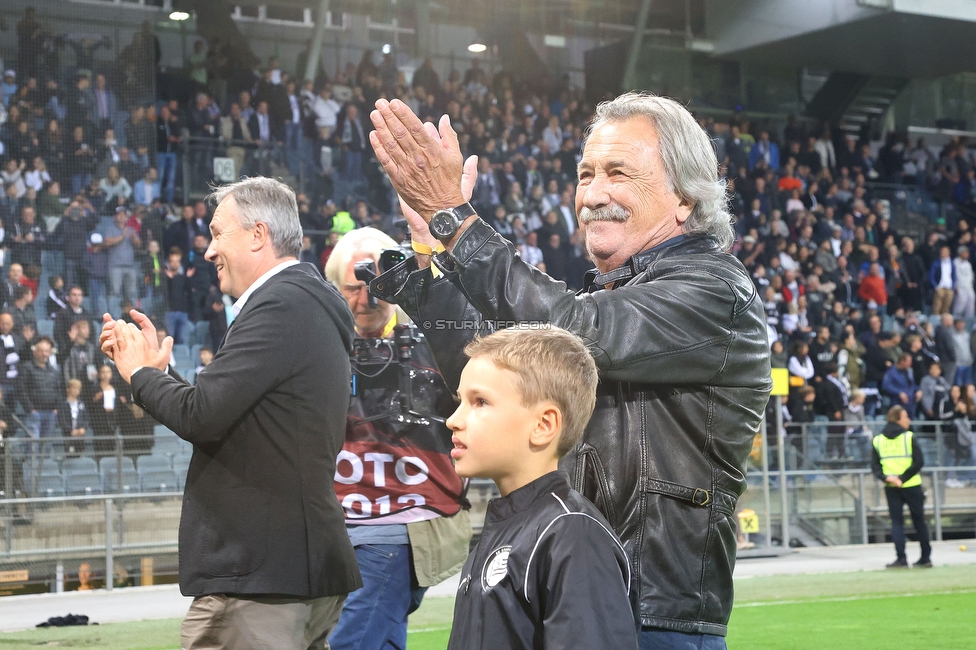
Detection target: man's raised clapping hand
<box><xmin>99</xmin><ymin>310</ymin><xmax>173</xmax><ymax>383</ymax></box>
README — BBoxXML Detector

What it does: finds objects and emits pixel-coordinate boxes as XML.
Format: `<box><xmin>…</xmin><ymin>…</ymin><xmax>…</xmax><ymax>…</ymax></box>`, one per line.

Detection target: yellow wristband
<box><xmin>411</xmin><ymin>240</ymin><xmax>445</xmax><ymax>256</ymax></box>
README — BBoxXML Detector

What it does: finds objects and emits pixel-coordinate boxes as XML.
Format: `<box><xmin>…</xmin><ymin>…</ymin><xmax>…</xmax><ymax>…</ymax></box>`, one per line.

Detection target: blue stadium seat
<box><xmin>190</xmin><ymin>344</ymin><xmax>202</xmax><ymax>365</ymax></box>
<box><xmin>136</xmin><ymin>454</ymin><xmax>173</xmax><ymax>473</ymax></box>
<box><xmin>99</xmin><ymin>457</ymin><xmax>138</xmax><ymax>493</ymax></box>
<box><xmin>36</xmin><ymin>319</ymin><xmax>55</xmax><ymax>338</ymax></box>
<box><xmin>172</xmin><ymin>344</ymin><xmax>190</xmax><ymax>364</ymax></box>
<box><xmin>139</xmin><ymin>469</ymin><xmax>180</xmax><ymax>493</ymax></box>
<box><xmin>153</xmin><ymin>434</ymin><xmax>182</xmax><ymax>456</ymax></box>
<box><xmin>36</xmin><ymin>473</ymin><xmax>66</xmax><ymax>497</ymax></box>
<box><xmin>193</xmin><ymin>321</ymin><xmax>210</xmax><ymax>347</ymax></box>
<box><xmin>63</xmin><ymin>457</ymin><xmax>103</xmax><ymax>496</ymax></box>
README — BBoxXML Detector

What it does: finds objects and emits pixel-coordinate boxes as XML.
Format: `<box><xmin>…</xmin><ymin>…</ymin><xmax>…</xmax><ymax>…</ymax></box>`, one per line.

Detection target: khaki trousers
<box><xmin>933</xmin><ymin>287</ymin><xmax>955</xmax><ymax>315</ymax></box>
<box><xmin>181</xmin><ymin>593</ymin><xmax>346</xmax><ymax>650</ymax></box>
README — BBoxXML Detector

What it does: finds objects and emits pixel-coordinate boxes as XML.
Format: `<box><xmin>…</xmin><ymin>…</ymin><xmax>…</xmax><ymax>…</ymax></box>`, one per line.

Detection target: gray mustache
<box><xmin>578</xmin><ymin>204</ymin><xmax>629</xmax><ymax>224</ymax></box>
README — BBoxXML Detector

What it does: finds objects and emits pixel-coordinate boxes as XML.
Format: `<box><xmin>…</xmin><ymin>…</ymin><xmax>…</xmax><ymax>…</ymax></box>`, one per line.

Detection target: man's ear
<box><xmin>250</xmin><ymin>222</ymin><xmax>269</xmax><ymax>252</ymax></box>
<box><xmin>676</xmin><ymin>198</ymin><xmax>694</xmax><ymax>225</ymax></box>
<box><xmin>528</xmin><ymin>402</ymin><xmax>561</xmax><ymax>450</ymax></box>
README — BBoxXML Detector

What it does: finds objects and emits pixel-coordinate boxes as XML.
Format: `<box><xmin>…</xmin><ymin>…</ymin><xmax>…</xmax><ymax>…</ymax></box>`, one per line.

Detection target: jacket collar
<box><xmin>485</xmin><ymin>471</ymin><xmax>568</xmax><ymax>523</ymax></box>
<box><xmin>584</xmin><ymin>234</ymin><xmax>720</xmax><ymax>291</ymax></box>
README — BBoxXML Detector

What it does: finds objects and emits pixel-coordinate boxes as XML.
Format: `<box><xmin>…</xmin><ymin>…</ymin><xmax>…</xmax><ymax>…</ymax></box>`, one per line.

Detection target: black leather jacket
<box><xmin>372</xmin><ymin>219</ymin><xmax>772</xmax><ymax>635</ymax></box>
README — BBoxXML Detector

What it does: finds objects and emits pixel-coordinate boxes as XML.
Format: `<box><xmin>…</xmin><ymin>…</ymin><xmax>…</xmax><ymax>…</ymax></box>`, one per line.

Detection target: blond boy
<box><xmin>446</xmin><ymin>326</ymin><xmax>637</xmax><ymax>649</ymax></box>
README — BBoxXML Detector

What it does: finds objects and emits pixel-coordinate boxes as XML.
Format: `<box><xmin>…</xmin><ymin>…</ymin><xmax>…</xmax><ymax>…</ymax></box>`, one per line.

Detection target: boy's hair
<box><xmin>800</xmin><ymin>385</ymin><xmax>816</xmax><ymax>398</ymax></box>
<box><xmin>463</xmin><ymin>325</ymin><xmax>597</xmax><ymax>457</ymax></box>
<box><xmin>887</xmin><ymin>405</ymin><xmax>907</xmax><ymax>423</ymax></box>
<box><xmin>850</xmin><ymin>389</ymin><xmax>864</xmax><ymax>403</ymax></box>
<box><xmin>67</xmin><ymin>378</ymin><xmax>82</xmax><ymax>391</ymax></box>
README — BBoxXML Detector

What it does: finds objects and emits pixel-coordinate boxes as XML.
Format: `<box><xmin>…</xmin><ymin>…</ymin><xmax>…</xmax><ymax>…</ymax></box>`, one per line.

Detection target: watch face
<box><xmin>430</xmin><ymin>210</ymin><xmax>458</xmax><ymax>239</ymax></box>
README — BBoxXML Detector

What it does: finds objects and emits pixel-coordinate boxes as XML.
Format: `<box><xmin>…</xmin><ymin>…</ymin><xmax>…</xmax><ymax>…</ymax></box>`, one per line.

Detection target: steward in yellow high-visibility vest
<box><xmin>871</xmin><ymin>405</ymin><xmax>932</xmax><ymax>568</ymax></box>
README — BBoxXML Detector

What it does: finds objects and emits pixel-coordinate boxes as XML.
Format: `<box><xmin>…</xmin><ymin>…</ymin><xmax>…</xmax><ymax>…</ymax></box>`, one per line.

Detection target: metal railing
<box><xmin>742</xmin><ymin>417</ymin><xmax>976</xmax><ymax>550</ymax></box>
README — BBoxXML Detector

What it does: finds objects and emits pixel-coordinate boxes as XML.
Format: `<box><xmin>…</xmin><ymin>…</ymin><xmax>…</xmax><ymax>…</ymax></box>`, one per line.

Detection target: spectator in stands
<box><xmin>155</xmin><ymin>104</ymin><xmax>181</xmax><ymax>204</ymax></box>
<box><xmin>935</xmin><ymin>313</ymin><xmax>957</xmax><ymax>382</ymax></box>
<box><xmin>195</xmin><ymin>346</ymin><xmax>213</xmax><ymax>378</ymax></box>
<box><xmin>882</xmin><ymin>352</ymin><xmax>921</xmax><ymax>418</ymax></box>
<box><xmin>249</xmin><ymin>100</ymin><xmax>283</xmax><ymax>176</ymax></box>
<box><xmin>62</xmin><ymin>318</ymin><xmax>99</xmax><ymax>389</ymax></box>
<box><xmin>82</xmin><ymin>232</ymin><xmax>109</xmax><ymax>314</ymax></box>
<box><xmin>920</xmin><ymin>360</ymin><xmax>951</xmax><ymax>424</ymax></box>
<box><xmin>807</xmin><ymin>326</ymin><xmax>835</xmax><ymax>380</ymax></box>
<box><xmin>89</xmin><ymin>363</ymin><xmax>125</xmax><ymax>453</ymax></box>
<box><xmin>0</xmin><ymin>312</ymin><xmax>25</xmax><ymax>405</ymax></box>
<box><xmin>518</xmin><ymin>230</ymin><xmax>544</xmax><ymax>268</ymax></box>
<box><xmin>219</xmin><ymin>101</ymin><xmax>253</xmax><ymax>180</ymax></box>
<box><xmin>10</xmin><ymin>285</ymin><xmax>36</xmax><ymax>334</ymax></box>
<box><xmin>201</xmin><ymin>284</ymin><xmax>228</xmax><ymax>351</ymax></box>
<box><xmin>101</xmin><ymin>207</ymin><xmax>142</xmax><ymax>314</ymax></box>
<box><xmin>311</xmin><ymin>84</ymin><xmax>341</xmax><ymax>143</ymax></box>
<box><xmin>67</xmin><ymin>125</ymin><xmax>95</xmax><ymax>196</ymax></box>
<box><xmin>11</xmin><ymin>205</ymin><xmax>44</xmax><ymax>270</ymax></box>
<box><xmin>185</xmin><ymin>233</ymin><xmax>216</xmax><ymax>319</ymax></box>
<box><xmin>20</xmin><ymin>336</ymin><xmax>61</xmax><ymax>455</ymax></box>
<box><xmin>45</xmin><ymin>276</ymin><xmax>67</xmax><ymax>321</ymax></box>
<box><xmin>749</xmin><ymin>130</ymin><xmax>780</xmax><ymax>171</ymax></box>
<box><xmin>162</xmin><ymin>247</ymin><xmax>191</xmax><ymax>344</ymax></box>
<box><xmin>952</xmin><ymin>319</ymin><xmax>973</xmax><ymax>386</ymax></box>
<box><xmin>53</xmin><ymin>285</ymin><xmax>91</xmax><ymax>359</ymax></box>
<box><xmin>126</xmin><ymin>106</ymin><xmax>154</xmax><ymax>172</ymax></box>
<box><xmin>50</xmin><ymin>201</ymin><xmax>93</xmax><ymax>294</ymax></box>
<box><xmin>0</xmin><ymin>264</ymin><xmax>23</xmax><ymax>312</ymax></box>
<box><xmin>187</xmin><ymin>92</ymin><xmax>218</xmax><ymax>183</ymax></box>
<box><xmin>540</xmin><ymin>232</ymin><xmax>567</xmax><ymax>281</ymax></box>
<box><xmin>816</xmin><ymin>362</ymin><xmax>848</xmax><ymax>460</ymax></box>
<box><xmin>133</xmin><ymin>167</ymin><xmax>160</xmax><ymax>207</ymax></box>
<box><xmin>858</xmin><ymin>262</ymin><xmax>888</xmax><ymax>309</ymax></box>
<box><xmin>930</xmin><ymin>245</ymin><xmax>956</xmax><ymax>315</ymax></box>
<box><xmin>164</xmin><ymin>204</ymin><xmax>207</xmax><ymax>259</ymax></box>
<box><xmin>98</xmin><ymin>165</ymin><xmax>132</xmax><ymax>212</ymax></box>
<box><xmin>90</xmin><ymin>74</ymin><xmax>117</xmax><ymax>131</ymax></box>
<box><xmin>142</xmin><ymin>239</ymin><xmax>164</xmax><ymax>319</ymax></box>
<box><xmin>952</xmin><ymin>246</ymin><xmax>975</xmax><ymax>319</ymax></box>
<box><xmin>58</xmin><ymin>378</ymin><xmax>90</xmax><ymax>457</ymax></box>
<box><xmin>337</xmin><ymin>103</ymin><xmax>368</xmax><ymax>185</ymax></box>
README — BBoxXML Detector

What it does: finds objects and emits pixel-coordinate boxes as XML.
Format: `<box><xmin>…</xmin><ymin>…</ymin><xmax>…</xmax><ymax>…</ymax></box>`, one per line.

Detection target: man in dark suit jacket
<box><xmin>101</xmin><ymin>177</ymin><xmax>360</xmax><ymax>647</ymax></box>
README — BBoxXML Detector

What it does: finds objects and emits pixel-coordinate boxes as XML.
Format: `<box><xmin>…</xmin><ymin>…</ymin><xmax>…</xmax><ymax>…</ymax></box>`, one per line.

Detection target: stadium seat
<box><xmin>139</xmin><ymin>469</ymin><xmax>180</xmax><ymax>493</ymax></box>
<box><xmin>190</xmin><ymin>344</ymin><xmax>202</xmax><ymax>365</ymax></box>
<box><xmin>136</xmin><ymin>453</ymin><xmax>173</xmax><ymax>473</ymax></box>
<box><xmin>172</xmin><ymin>344</ymin><xmax>191</xmax><ymax>364</ymax></box>
<box><xmin>99</xmin><ymin>457</ymin><xmax>138</xmax><ymax>493</ymax></box>
<box><xmin>36</xmin><ymin>319</ymin><xmax>55</xmax><ymax>338</ymax></box>
<box><xmin>193</xmin><ymin>322</ymin><xmax>210</xmax><ymax>347</ymax></box>
<box><xmin>63</xmin><ymin>457</ymin><xmax>103</xmax><ymax>496</ymax></box>
<box><xmin>153</xmin><ymin>434</ymin><xmax>182</xmax><ymax>456</ymax></box>
<box><xmin>36</xmin><ymin>473</ymin><xmax>66</xmax><ymax>497</ymax></box>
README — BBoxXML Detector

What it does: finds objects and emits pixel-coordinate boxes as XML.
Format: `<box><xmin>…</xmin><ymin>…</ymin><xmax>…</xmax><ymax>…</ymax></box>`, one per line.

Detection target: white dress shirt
<box><xmin>232</xmin><ymin>259</ymin><xmax>301</xmax><ymax>317</ymax></box>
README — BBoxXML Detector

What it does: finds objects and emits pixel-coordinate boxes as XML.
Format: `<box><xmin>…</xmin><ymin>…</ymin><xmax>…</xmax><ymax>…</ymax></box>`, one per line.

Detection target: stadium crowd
<box><xmin>1</xmin><ymin>6</ymin><xmax>975</xmax><ymax>485</ymax></box>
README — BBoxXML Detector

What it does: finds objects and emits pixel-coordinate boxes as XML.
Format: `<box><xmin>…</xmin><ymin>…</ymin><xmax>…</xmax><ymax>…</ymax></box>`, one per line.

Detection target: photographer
<box><xmin>325</xmin><ymin>228</ymin><xmax>471</xmax><ymax>650</ymax></box>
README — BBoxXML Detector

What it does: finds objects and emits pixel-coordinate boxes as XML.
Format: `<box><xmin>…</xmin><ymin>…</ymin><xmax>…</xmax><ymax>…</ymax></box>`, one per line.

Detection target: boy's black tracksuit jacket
<box><xmin>448</xmin><ymin>471</ymin><xmax>638</xmax><ymax>649</ymax></box>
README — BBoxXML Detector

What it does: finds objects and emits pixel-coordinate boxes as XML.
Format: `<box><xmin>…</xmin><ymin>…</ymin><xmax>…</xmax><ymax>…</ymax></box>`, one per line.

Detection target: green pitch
<box><xmin>1</xmin><ymin>564</ymin><xmax>973</xmax><ymax>649</ymax></box>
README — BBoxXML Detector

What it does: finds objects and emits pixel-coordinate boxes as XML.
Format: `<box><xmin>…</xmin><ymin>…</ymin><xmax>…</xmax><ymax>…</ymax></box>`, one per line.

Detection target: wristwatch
<box><xmin>429</xmin><ymin>203</ymin><xmax>477</xmax><ymax>241</ymax></box>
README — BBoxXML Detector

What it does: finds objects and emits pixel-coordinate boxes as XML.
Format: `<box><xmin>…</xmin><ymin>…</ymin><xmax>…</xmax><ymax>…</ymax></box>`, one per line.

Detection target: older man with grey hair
<box><xmin>100</xmin><ymin>177</ymin><xmax>361</xmax><ymax>649</ymax></box>
<box><xmin>366</xmin><ymin>93</ymin><xmax>771</xmax><ymax>649</ymax></box>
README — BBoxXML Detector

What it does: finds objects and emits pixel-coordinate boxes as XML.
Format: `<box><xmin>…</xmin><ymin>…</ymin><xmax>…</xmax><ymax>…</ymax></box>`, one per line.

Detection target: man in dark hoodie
<box><xmin>99</xmin><ymin>177</ymin><xmax>361</xmax><ymax>647</ymax></box>
<box><xmin>872</xmin><ymin>405</ymin><xmax>932</xmax><ymax>569</ymax></box>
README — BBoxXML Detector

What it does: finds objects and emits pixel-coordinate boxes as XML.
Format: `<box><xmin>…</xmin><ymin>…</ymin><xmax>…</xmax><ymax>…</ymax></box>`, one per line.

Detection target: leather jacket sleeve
<box><xmin>375</xmin><ymin>218</ymin><xmax>751</xmax><ymax>387</ymax></box>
